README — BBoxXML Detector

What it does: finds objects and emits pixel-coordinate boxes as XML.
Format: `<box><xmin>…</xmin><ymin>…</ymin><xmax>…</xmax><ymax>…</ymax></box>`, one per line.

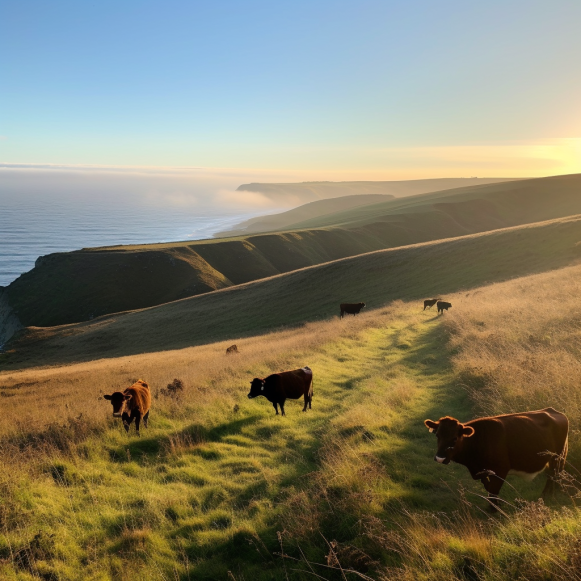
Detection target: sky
<box><xmin>1</xmin><ymin>0</ymin><xmax>581</xmax><ymax>180</ymax></box>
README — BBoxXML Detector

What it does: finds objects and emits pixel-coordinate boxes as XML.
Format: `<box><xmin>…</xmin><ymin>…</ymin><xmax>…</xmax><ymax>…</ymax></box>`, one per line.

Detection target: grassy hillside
<box><xmin>4</xmin><ymin>213</ymin><xmax>581</xmax><ymax>370</ymax></box>
<box><xmin>5</xmin><ymin>174</ymin><xmax>581</xmax><ymax>330</ymax></box>
<box><xmin>215</xmin><ymin>193</ymin><xmax>395</xmax><ymax>237</ymax></box>
<box><xmin>1</xmin><ymin>265</ymin><xmax>581</xmax><ymax>580</ymax></box>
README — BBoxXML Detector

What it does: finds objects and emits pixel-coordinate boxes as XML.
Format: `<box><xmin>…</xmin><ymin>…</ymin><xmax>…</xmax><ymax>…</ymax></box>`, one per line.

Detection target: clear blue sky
<box><xmin>2</xmin><ymin>0</ymin><xmax>580</xmax><ymax>178</ymax></box>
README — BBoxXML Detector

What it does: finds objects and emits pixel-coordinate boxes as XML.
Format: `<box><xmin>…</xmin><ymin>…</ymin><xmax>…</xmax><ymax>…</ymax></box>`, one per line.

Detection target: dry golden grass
<box><xmin>445</xmin><ymin>263</ymin><xmax>581</xmax><ymax>431</ymax></box>
<box><xmin>0</xmin><ymin>303</ymin><xmax>400</xmax><ymax>444</ymax></box>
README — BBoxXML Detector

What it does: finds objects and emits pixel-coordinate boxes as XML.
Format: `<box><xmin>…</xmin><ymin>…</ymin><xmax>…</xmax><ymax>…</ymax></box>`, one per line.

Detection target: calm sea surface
<box><xmin>0</xmin><ymin>193</ymin><xmax>262</xmax><ymax>287</ymax></box>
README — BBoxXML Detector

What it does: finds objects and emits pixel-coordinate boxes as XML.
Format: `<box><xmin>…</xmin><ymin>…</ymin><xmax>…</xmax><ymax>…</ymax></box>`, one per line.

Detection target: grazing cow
<box><xmin>340</xmin><ymin>303</ymin><xmax>366</xmax><ymax>319</ymax></box>
<box><xmin>424</xmin><ymin>408</ymin><xmax>569</xmax><ymax>511</ymax></box>
<box><xmin>423</xmin><ymin>298</ymin><xmax>441</xmax><ymax>310</ymax></box>
<box><xmin>104</xmin><ymin>379</ymin><xmax>151</xmax><ymax>435</ymax></box>
<box><xmin>247</xmin><ymin>367</ymin><xmax>313</xmax><ymax>416</ymax></box>
<box><xmin>226</xmin><ymin>344</ymin><xmax>239</xmax><ymax>355</ymax></box>
<box><xmin>437</xmin><ymin>301</ymin><xmax>452</xmax><ymax>314</ymax></box>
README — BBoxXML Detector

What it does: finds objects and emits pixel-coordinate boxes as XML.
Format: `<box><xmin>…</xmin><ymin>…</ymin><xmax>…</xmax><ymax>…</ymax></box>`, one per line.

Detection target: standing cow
<box><xmin>424</xmin><ymin>408</ymin><xmax>569</xmax><ymax>511</ymax></box>
<box><xmin>247</xmin><ymin>367</ymin><xmax>313</xmax><ymax>416</ymax></box>
<box><xmin>437</xmin><ymin>301</ymin><xmax>452</xmax><ymax>314</ymax></box>
<box><xmin>340</xmin><ymin>302</ymin><xmax>366</xmax><ymax>319</ymax></box>
<box><xmin>423</xmin><ymin>298</ymin><xmax>441</xmax><ymax>310</ymax></box>
<box><xmin>104</xmin><ymin>379</ymin><xmax>151</xmax><ymax>435</ymax></box>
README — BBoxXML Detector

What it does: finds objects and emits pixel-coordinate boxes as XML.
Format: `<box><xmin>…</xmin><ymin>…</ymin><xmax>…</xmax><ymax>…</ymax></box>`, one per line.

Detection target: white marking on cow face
<box><xmin>435</xmin><ymin>456</ymin><xmax>447</xmax><ymax>463</ymax></box>
<box><xmin>261</xmin><ymin>385</ymin><xmax>264</xmax><ymax>391</ymax></box>
<box><xmin>508</xmin><ymin>468</ymin><xmax>545</xmax><ymax>482</ymax></box>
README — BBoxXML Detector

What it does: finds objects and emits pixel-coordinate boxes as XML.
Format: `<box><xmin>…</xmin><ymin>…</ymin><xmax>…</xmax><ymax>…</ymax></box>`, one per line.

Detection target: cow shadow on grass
<box><xmin>107</xmin><ymin>415</ymin><xmax>262</xmax><ymax>462</ymax></box>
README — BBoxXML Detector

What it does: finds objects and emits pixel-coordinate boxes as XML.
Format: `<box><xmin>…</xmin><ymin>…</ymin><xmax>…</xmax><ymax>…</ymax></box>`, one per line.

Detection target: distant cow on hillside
<box><xmin>340</xmin><ymin>302</ymin><xmax>366</xmax><ymax>318</ymax></box>
<box><xmin>423</xmin><ymin>298</ymin><xmax>441</xmax><ymax>310</ymax></box>
<box><xmin>247</xmin><ymin>367</ymin><xmax>313</xmax><ymax>416</ymax></box>
<box><xmin>437</xmin><ymin>301</ymin><xmax>452</xmax><ymax>314</ymax></box>
<box><xmin>424</xmin><ymin>408</ymin><xmax>569</xmax><ymax>511</ymax></box>
<box><xmin>104</xmin><ymin>379</ymin><xmax>151</xmax><ymax>435</ymax></box>
<box><xmin>226</xmin><ymin>344</ymin><xmax>239</xmax><ymax>354</ymax></box>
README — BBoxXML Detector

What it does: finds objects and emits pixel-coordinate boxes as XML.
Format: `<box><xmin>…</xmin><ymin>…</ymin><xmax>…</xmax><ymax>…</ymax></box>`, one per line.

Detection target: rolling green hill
<box><xmin>4</xmin><ymin>213</ymin><xmax>581</xmax><ymax>370</ymax></box>
<box><xmin>215</xmin><ymin>193</ymin><xmax>395</xmax><ymax>237</ymax></box>
<box><xmin>4</xmin><ymin>174</ymin><xmax>581</xmax><ymax>331</ymax></box>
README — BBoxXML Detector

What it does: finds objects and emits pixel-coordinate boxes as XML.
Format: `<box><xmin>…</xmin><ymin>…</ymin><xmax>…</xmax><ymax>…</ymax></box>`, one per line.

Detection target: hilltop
<box><xmin>215</xmin><ymin>193</ymin><xmax>395</xmax><ymax>237</ymax></box>
<box><xmin>235</xmin><ymin>176</ymin><xmax>523</xmax><ymax>205</ymax></box>
<box><xmin>4</xmin><ymin>212</ymin><xmax>581</xmax><ymax>370</ymax></box>
<box><xmin>3</xmin><ymin>173</ymin><xmax>580</xmax><ymax>333</ymax></box>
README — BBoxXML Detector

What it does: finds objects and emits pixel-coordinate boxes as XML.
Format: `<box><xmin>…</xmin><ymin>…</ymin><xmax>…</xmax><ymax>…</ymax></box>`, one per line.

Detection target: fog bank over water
<box><xmin>0</xmin><ymin>165</ymin><xmax>289</xmax><ymax>286</ymax></box>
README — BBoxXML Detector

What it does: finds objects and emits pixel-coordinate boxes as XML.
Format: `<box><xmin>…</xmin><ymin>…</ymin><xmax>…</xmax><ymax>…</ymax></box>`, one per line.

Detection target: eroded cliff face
<box><xmin>0</xmin><ymin>288</ymin><xmax>22</xmax><ymax>347</ymax></box>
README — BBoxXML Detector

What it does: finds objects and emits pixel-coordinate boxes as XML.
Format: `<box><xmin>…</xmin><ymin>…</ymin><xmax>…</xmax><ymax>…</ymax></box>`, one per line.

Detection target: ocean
<box><xmin>0</xmin><ymin>192</ymin><xmax>262</xmax><ymax>287</ymax></box>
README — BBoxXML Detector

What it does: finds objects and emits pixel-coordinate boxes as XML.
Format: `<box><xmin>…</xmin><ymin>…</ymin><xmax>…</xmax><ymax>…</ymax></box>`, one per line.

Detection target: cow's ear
<box><xmin>103</xmin><ymin>394</ymin><xmax>112</xmax><ymax>400</ymax></box>
<box><xmin>460</xmin><ymin>425</ymin><xmax>474</xmax><ymax>437</ymax></box>
<box><xmin>424</xmin><ymin>419</ymin><xmax>439</xmax><ymax>433</ymax></box>
<box><xmin>124</xmin><ymin>394</ymin><xmax>132</xmax><ymax>401</ymax></box>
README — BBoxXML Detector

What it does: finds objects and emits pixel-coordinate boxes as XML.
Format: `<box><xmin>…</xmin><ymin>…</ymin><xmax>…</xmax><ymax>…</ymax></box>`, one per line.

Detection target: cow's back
<box><xmin>467</xmin><ymin>408</ymin><xmax>568</xmax><ymax>473</ymax></box>
<box><xmin>272</xmin><ymin>368</ymin><xmax>311</xmax><ymax>398</ymax></box>
<box><xmin>125</xmin><ymin>380</ymin><xmax>151</xmax><ymax>414</ymax></box>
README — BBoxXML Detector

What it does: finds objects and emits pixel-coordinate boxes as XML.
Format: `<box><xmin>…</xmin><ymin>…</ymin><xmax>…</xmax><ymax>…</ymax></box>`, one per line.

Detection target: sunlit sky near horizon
<box><xmin>2</xmin><ymin>0</ymin><xmax>581</xmax><ymax>179</ymax></box>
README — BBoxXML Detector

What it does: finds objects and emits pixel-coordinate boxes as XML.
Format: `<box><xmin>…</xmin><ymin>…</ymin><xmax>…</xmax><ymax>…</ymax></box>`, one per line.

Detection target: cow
<box><xmin>423</xmin><ymin>298</ymin><xmax>441</xmax><ymax>310</ymax></box>
<box><xmin>247</xmin><ymin>367</ymin><xmax>313</xmax><ymax>416</ymax></box>
<box><xmin>226</xmin><ymin>344</ymin><xmax>239</xmax><ymax>354</ymax></box>
<box><xmin>437</xmin><ymin>301</ymin><xmax>452</xmax><ymax>314</ymax></box>
<box><xmin>424</xmin><ymin>408</ymin><xmax>569</xmax><ymax>511</ymax></box>
<box><xmin>340</xmin><ymin>303</ymin><xmax>366</xmax><ymax>319</ymax></box>
<box><xmin>104</xmin><ymin>379</ymin><xmax>151</xmax><ymax>435</ymax></box>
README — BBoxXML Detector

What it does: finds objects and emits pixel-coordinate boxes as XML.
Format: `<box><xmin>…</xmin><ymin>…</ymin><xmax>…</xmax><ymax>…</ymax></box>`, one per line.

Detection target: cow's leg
<box><xmin>122</xmin><ymin>412</ymin><xmax>133</xmax><ymax>433</ymax></box>
<box><xmin>543</xmin><ymin>451</ymin><xmax>566</xmax><ymax>496</ymax></box>
<box><xmin>134</xmin><ymin>413</ymin><xmax>141</xmax><ymax>436</ymax></box>
<box><xmin>273</xmin><ymin>402</ymin><xmax>279</xmax><ymax>415</ymax></box>
<box><xmin>481</xmin><ymin>472</ymin><xmax>507</xmax><ymax>512</ymax></box>
<box><xmin>143</xmin><ymin>410</ymin><xmax>149</xmax><ymax>428</ymax></box>
<box><xmin>280</xmin><ymin>400</ymin><xmax>286</xmax><ymax>416</ymax></box>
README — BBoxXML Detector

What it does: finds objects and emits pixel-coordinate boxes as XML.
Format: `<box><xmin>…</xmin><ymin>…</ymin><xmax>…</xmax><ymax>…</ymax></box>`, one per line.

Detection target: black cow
<box><xmin>340</xmin><ymin>302</ymin><xmax>366</xmax><ymax>319</ymax></box>
<box><xmin>437</xmin><ymin>301</ymin><xmax>452</xmax><ymax>314</ymax></box>
<box><xmin>247</xmin><ymin>367</ymin><xmax>313</xmax><ymax>416</ymax></box>
<box><xmin>423</xmin><ymin>298</ymin><xmax>441</xmax><ymax>310</ymax></box>
<box><xmin>424</xmin><ymin>408</ymin><xmax>569</xmax><ymax>511</ymax></box>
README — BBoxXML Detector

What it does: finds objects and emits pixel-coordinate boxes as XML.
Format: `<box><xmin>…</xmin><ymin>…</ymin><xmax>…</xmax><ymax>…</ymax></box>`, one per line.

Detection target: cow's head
<box><xmin>360</xmin><ymin>302</ymin><xmax>366</xmax><ymax>308</ymax></box>
<box><xmin>424</xmin><ymin>416</ymin><xmax>474</xmax><ymax>464</ymax></box>
<box><xmin>247</xmin><ymin>378</ymin><xmax>266</xmax><ymax>399</ymax></box>
<box><xmin>103</xmin><ymin>391</ymin><xmax>132</xmax><ymax>417</ymax></box>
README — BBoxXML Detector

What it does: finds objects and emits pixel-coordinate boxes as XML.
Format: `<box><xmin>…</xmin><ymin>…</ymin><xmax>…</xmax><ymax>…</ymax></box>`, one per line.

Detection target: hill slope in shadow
<box><xmin>4</xmin><ymin>213</ymin><xmax>581</xmax><ymax>370</ymax></box>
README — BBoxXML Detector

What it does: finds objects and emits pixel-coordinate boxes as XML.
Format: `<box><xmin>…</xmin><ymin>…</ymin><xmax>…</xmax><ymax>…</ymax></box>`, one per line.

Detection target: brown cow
<box><xmin>424</xmin><ymin>408</ymin><xmax>569</xmax><ymax>511</ymax></box>
<box><xmin>340</xmin><ymin>303</ymin><xmax>366</xmax><ymax>318</ymax></box>
<box><xmin>104</xmin><ymin>379</ymin><xmax>151</xmax><ymax>435</ymax></box>
<box><xmin>247</xmin><ymin>367</ymin><xmax>313</xmax><ymax>416</ymax></box>
<box><xmin>423</xmin><ymin>298</ymin><xmax>441</xmax><ymax>310</ymax></box>
<box><xmin>226</xmin><ymin>344</ymin><xmax>239</xmax><ymax>354</ymax></box>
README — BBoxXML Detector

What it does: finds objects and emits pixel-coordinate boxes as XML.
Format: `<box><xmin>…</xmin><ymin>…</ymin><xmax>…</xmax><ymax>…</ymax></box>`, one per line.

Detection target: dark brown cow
<box><xmin>104</xmin><ymin>379</ymin><xmax>151</xmax><ymax>435</ymax></box>
<box><xmin>423</xmin><ymin>298</ymin><xmax>441</xmax><ymax>310</ymax></box>
<box><xmin>226</xmin><ymin>344</ymin><xmax>239</xmax><ymax>354</ymax></box>
<box><xmin>437</xmin><ymin>301</ymin><xmax>452</xmax><ymax>314</ymax></box>
<box><xmin>247</xmin><ymin>367</ymin><xmax>313</xmax><ymax>416</ymax></box>
<box><xmin>424</xmin><ymin>408</ymin><xmax>569</xmax><ymax>511</ymax></box>
<box><xmin>340</xmin><ymin>302</ymin><xmax>366</xmax><ymax>319</ymax></box>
